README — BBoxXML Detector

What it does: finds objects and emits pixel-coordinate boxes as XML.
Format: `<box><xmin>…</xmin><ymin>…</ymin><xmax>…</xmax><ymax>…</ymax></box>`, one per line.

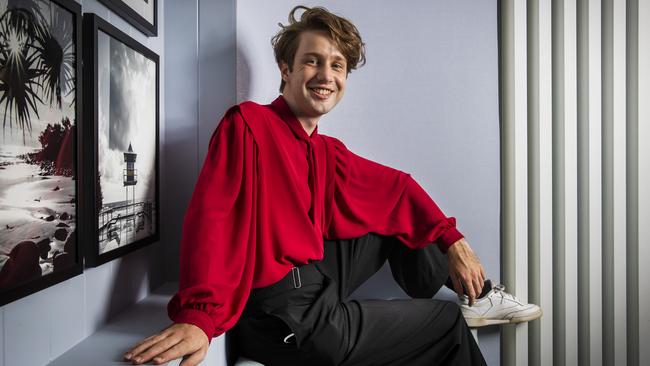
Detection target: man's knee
<box><xmin>403</xmin><ymin>286</ymin><xmax>438</xmax><ymax>299</ymax></box>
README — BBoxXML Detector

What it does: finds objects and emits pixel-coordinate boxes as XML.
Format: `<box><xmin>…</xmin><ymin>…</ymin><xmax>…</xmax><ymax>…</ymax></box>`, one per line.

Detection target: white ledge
<box><xmin>47</xmin><ymin>283</ymin><xmax>479</xmax><ymax>366</ymax></box>
<box><xmin>47</xmin><ymin>283</ymin><xmax>228</xmax><ymax>366</ymax></box>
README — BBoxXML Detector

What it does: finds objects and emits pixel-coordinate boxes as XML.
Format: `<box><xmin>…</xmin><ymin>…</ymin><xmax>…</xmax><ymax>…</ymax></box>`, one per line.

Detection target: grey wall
<box><xmin>163</xmin><ymin>0</ymin><xmax>501</xmax><ymax>364</ymax></box>
<box><xmin>0</xmin><ymin>0</ymin><xmax>499</xmax><ymax>364</ymax></box>
<box><xmin>0</xmin><ymin>1</ymin><xmax>166</xmax><ymax>365</ymax></box>
<box><xmin>0</xmin><ymin>0</ymin><xmax>502</xmax><ymax>361</ymax></box>
<box><xmin>162</xmin><ymin>0</ymin><xmax>237</xmax><ymax>281</ymax></box>
<box><xmin>236</xmin><ymin>1</ymin><xmax>501</xmax><ymax>364</ymax></box>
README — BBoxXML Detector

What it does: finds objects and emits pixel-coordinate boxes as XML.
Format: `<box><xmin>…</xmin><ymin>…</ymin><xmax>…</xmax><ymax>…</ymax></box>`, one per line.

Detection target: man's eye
<box><xmin>333</xmin><ymin>63</ymin><xmax>344</xmax><ymax>70</ymax></box>
<box><xmin>306</xmin><ymin>59</ymin><xmax>317</xmax><ymax>65</ymax></box>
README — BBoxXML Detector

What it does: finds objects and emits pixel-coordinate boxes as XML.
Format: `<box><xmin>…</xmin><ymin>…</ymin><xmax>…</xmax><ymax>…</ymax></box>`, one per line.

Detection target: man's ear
<box><xmin>279</xmin><ymin>61</ymin><xmax>290</xmax><ymax>81</ymax></box>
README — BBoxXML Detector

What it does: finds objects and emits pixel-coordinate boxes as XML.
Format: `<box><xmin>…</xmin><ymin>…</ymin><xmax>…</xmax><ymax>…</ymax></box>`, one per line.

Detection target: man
<box><xmin>124</xmin><ymin>6</ymin><xmax>540</xmax><ymax>366</ymax></box>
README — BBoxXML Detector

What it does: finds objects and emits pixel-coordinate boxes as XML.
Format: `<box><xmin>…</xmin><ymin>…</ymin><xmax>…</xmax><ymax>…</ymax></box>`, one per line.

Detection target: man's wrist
<box><xmin>171</xmin><ymin>308</ymin><xmax>215</xmax><ymax>343</ymax></box>
<box><xmin>446</xmin><ymin>238</ymin><xmax>471</xmax><ymax>257</ymax></box>
<box><xmin>438</xmin><ymin>226</ymin><xmax>464</xmax><ymax>252</ymax></box>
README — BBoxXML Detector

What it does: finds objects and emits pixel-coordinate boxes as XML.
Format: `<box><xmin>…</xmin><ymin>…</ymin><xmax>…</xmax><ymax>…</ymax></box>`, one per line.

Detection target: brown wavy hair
<box><xmin>271</xmin><ymin>6</ymin><xmax>366</xmax><ymax>92</ymax></box>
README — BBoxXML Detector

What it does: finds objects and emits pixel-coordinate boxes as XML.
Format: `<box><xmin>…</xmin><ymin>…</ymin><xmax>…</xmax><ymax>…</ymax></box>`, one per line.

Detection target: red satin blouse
<box><xmin>167</xmin><ymin>96</ymin><xmax>464</xmax><ymax>339</ymax></box>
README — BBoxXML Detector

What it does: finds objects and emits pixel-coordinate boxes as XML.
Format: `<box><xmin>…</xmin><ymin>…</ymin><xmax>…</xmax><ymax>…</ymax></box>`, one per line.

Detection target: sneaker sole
<box><xmin>465</xmin><ymin>308</ymin><xmax>543</xmax><ymax>328</ymax></box>
<box><xmin>509</xmin><ymin>308</ymin><xmax>543</xmax><ymax>324</ymax></box>
<box><xmin>464</xmin><ymin>318</ymin><xmax>510</xmax><ymax>327</ymax></box>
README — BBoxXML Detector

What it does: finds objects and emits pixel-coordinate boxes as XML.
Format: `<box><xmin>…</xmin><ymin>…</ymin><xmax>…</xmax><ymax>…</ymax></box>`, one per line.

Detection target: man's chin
<box><xmin>312</xmin><ymin>107</ymin><xmax>333</xmax><ymax>117</ymax></box>
<box><xmin>309</xmin><ymin>101</ymin><xmax>337</xmax><ymax>115</ymax></box>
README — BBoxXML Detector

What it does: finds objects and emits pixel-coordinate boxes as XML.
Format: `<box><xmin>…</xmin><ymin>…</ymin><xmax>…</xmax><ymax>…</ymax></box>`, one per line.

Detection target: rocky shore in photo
<box><xmin>0</xmin><ymin>144</ymin><xmax>76</xmax><ymax>290</ymax></box>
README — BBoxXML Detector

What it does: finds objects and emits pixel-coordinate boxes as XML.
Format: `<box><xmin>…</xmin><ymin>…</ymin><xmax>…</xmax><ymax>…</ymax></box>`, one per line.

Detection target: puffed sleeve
<box><xmin>324</xmin><ymin>138</ymin><xmax>463</xmax><ymax>252</ymax></box>
<box><xmin>167</xmin><ymin>106</ymin><xmax>258</xmax><ymax>340</ymax></box>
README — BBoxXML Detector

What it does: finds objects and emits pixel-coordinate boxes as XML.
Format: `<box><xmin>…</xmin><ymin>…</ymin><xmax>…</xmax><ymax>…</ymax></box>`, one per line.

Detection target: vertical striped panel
<box><xmin>562</xmin><ymin>1</ymin><xmax>579</xmax><ymax>365</ymax></box>
<box><xmin>538</xmin><ymin>0</ymin><xmax>554</xmax><ymax>365</ymax></box>
<box><xmin>502</xmin><ymin>0</ymin><xmax>643</xmax><ymax>363</ymax></box>
<box><xmin>626</xmin><ymin>1</ymin><xmax>639</xmax><ymax>365</ymax></box>
<box><xmin>551</xmin><ymin>0</ymin><xmax>566</xmax><ymax>364</ymax></box>
<box><xmin>514</xmin><ymin>0</ymin><xmax>530</xmax><ymax>363</ymax></box>
<box><xmin>499</xmin><ymin>1</ymin><xmax>516</xmax><ymax>363</ymax></box>
<box><xmin>587</xmin><ymin>0</ymin><xmax>603</xmax><ymax>364</ymax></box>
<box><xmin>527</xmin><ymin>0</ymin><xmax>541</xmax><ymax>365</ymax></box>
<box><xmin>500</xmin><ymin>0</ymin><xmax>529</xmax><ymax>365</ymax></box>
<box><xmin>501</xmin><ymin>0</ymin><xmax>528</xmax><ymax>365</ymax></box>
<box><xmin>601</xmin><ymin>0</ymin><xmax>616</xmax><ymax>363</ymax></box>
<box><xmin>636</xmin><ymin>1</ymin><xmax>649</xmax><ymax>365</ymax></box>
<box><xmin>612</xmin><ymin>1</ymin><xmax>628</xmax><ymax>366</ymax></box>
<box><xmin>576</xmin><ymin>0</ymin><xmax>590</xmax><ymax>363</ymax></box>
<box><xmin>603</xmin><ymin>0</ymin><xmax>628</xmax><ymax>364</ymax></box>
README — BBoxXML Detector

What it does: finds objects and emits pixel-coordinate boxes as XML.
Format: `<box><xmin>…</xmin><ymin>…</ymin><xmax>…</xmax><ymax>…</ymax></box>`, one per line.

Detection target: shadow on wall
<box><xmin>105</xmin><ymin>244</ymin><xmax>163</xmax><ymax>326</ymax></box>
<box><xmin>237</xmin><ymin>43</ymin><xmax>252</xmax><ymax>103</ymax></box>
<box><xmin>163</xmin><ymin>37</ymin><xmax>248</xmax><ymax>282</ymax></box>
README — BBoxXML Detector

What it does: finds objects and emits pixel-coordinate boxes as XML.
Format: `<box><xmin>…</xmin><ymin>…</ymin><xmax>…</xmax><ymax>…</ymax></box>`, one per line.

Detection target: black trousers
<box><xmin>231</xmin><ymin>233</ymin><xmax>487</xmax><ymax>366</ymax></box>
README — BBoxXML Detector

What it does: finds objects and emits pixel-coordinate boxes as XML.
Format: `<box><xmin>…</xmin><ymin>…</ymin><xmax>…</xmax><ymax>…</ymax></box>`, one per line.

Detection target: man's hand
<box><xmin>124</xmin><ymin>323</ymin><xmax>209</xmax><ymax>366</ymax></box>
<box><xmin>447</xmin><ymin>238</ymin><xmax>486</xmax><ymax>306</ymax></box>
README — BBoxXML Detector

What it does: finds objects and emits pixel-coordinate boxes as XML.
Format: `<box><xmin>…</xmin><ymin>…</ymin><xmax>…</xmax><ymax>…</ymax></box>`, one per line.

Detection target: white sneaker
<box><xmin>459</xmin><ymin>283</ymin><xmax>542</xmax><ymax>328</ymax></box>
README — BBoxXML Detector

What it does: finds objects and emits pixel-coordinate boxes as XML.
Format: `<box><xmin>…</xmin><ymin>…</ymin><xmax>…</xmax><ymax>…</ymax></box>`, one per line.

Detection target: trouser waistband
<box><xmin>245</xmin><ymin>262</ymin><xmax>324</xmax><ymax>306</ymax></box>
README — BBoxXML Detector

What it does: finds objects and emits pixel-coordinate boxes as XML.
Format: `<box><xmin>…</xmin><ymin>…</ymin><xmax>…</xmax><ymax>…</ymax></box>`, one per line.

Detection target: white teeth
<box><xmin>311</xmin><ymin>88</ymin><xmax>332</xmax><ymax>95</ymax></box>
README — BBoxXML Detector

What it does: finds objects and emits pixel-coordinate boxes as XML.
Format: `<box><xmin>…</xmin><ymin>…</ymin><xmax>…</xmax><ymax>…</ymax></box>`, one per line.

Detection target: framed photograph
<box><xmin>98</xmin><ymin>0</ymin><xmax>157</xmax><ymax>37</ymax></box>
<box><xmin>0</xmin><ymin>0</ymin><xmax>83</xmax><ymax>306</ymax></box>
<box><xmin>83</xmin><ymin>14</ymin><xmax>159</xmax><ymax>267</ymax></box>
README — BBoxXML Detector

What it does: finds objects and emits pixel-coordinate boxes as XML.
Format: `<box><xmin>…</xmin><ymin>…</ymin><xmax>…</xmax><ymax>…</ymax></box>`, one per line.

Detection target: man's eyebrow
<box><xmin>301</xmin><ymin>52</ymin><xmax>347</xmax><ymax>62</ymax></box>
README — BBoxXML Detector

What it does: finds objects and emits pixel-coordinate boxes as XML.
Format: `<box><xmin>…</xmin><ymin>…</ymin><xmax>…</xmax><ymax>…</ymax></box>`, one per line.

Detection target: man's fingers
<box><xmin>473</xmin><ymin>274</ymin><xmax>484</xmax><ymax>299</ymax></box>
<box><xmin>179</xmin><ymin>347</ymin><xmax>208</xmax><ymax>366</ymax></box>
<box><xmin>153</xmin><ymin>341</ymin><xmax>199</xmax><ymax>365</ymax></box>
<box><xmin>446</xmin><ymin>239</ymin><xmax>489</xmax><ymax>306</ymax></box>
<box><xmin>142</xmin><ymin>327</ymin><xmax>174</xmax><ymax>345</ymax></box>
<box><xmin>131</xmin><ymin>335</ymin><xmax>183</xmax><ymax>364</ymax></box>
<box><xmin>463</xmin><ymin>276</ymin><xmax>477</xmax><ymax>305</ymax></box>
<box><xmin>452</xmin><ymin>275</ymin><xmax>464</xmax><ymax>298</ymax></box>
<box><xmin>125</xmin><ymin>333</ymin><xmax>168</xmax><ymax>361</ymax></box>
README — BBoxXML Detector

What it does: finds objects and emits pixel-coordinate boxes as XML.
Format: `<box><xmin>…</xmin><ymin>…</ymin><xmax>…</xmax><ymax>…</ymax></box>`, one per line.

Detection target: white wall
<box><xmin>237</xmin><ymin>1</ymin><xmax>501</xmax><ymax>364</ymax></box>
<box><xmin>0</xmin><ymin>1</ymin><xmax>166</xmax><ymax>365</ymax></box>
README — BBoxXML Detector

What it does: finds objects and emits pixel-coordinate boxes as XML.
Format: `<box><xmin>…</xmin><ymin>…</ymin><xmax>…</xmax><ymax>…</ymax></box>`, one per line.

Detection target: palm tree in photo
<box><xmin>34</xmin><ymin>22</ymin><xmax>62</xmax><ymax>108</ymax></box>
<box><xmin>0</xmin><ymin>11</ymin><xmax>44</xmax><ymax>143</ymax></box>
<box><xmin>0</xmin><ymin>1</ymin><xmax>75</xmax><ymax>143</ymax></box>
<box><xmin>33</xmin><ymin>4</ymin><xmax>74</xmax><ymax>108</ymax></box>
<box><xmin>5</xmin><ymin>0</ymin><xmax>45</xmax><ymax>36</ymax></box>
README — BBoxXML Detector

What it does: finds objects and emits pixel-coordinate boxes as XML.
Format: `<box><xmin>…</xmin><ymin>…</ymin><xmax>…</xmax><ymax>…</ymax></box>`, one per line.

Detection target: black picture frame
<box><xmin>83</xmin><ymin>13</ymin><xmax>160</xmax><ymax>267</ymax></box>
<box><xmin>98</xmin><ymin>0</ymin><xmax>157</xmax><ymax>37</ymax></box>
<box><xmin>0</xmin><ymin>0</ymin><xmax>83</xmax><ymax>307</ymax></box>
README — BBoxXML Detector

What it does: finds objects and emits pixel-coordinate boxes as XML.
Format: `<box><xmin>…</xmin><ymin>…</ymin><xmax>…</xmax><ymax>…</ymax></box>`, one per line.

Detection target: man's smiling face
<box><xmin>280</xmin><ymin>30</ymin><xmax>347</xmax><ymax>121</ymax></box>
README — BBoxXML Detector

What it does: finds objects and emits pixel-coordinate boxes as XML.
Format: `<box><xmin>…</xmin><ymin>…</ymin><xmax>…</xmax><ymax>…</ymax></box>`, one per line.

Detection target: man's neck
<box><xmin>298</xmin><ymin>118</ymin><xmax>318</xmax><ymax>137</ymax></box>
<box><xmin>282</xmin><ymin>95</ymin><xmax>319</xmax><ymax>136</ymax></box>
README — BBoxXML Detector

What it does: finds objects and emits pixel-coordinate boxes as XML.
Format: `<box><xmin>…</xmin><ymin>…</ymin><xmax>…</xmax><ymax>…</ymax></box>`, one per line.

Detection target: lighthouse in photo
<box><xmin>123</xmin><ymin>142</ymin><xmax>137</xmax><ymax>242</ymax></box>
<box><xmin>124</xmin><ymin>142</ymin><xmax>138</xmax><ymax>187</ymax></box>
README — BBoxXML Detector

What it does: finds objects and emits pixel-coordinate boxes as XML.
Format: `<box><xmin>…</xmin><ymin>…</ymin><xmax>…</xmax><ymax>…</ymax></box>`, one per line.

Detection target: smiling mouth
<box><xmin>309</xmin><ymin>87</ymin><xmax>334</xmax><ymax>97</ymax></box>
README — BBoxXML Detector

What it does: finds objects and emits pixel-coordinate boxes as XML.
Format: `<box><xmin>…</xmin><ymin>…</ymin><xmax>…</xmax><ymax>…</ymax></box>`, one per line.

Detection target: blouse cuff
<box><xmin>171</xmin><ymin>308</ymin><xmax>217</xmax><ymax>342</ymax></box>
<box><xmin>437</xmin><ymin>225</ymin><xmax>464</xmax><ymax>253</ymax></box>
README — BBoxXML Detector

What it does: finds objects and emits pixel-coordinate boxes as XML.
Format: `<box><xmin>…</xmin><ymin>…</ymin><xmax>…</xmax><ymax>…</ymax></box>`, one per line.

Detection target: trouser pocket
<box><xmin>266</xmin><ymin>307</ymin><xmax>311</xmax><ymax>348</ymax></box>
<box><xmin>247</xmin><ymin>280</ymin><xmax>325</xmax><ymax>347</ymax></box>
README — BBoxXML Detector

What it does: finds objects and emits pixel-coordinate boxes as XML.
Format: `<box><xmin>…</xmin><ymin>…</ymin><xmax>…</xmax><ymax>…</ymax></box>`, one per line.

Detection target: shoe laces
<box><xmin>492</xmin><ymin>284</ymin><xmax>518</xmax><ymax>302</ymax></box>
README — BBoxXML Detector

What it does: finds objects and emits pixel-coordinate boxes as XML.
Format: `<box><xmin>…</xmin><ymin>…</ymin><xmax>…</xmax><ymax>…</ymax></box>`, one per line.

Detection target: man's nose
<box><xmin>316</xmin><ymin>65</ymin><xmax>334</xmax><ymax>83</ymax></box>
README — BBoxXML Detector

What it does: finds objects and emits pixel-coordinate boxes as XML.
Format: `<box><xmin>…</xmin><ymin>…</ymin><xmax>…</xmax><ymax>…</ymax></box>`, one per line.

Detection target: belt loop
<box><xmin>291</xmin><ymin>267</ymin><xmax>302</xmax><ymax>288</ymax></box>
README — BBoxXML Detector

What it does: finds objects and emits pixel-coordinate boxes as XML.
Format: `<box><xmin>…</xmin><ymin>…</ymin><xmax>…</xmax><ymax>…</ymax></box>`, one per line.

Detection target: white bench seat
<box><xmin>48</xmin><ymin>283</ymin><xmax>227</xmax><ymax>366</ymax></box>
<box><xmin>47</xmin><ymin>283</ymin><xmax>480</xmax><ymax>366</ymax></box>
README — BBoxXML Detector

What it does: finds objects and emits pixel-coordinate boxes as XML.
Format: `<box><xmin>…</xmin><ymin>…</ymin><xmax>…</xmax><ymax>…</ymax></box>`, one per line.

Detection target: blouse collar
<box><xmin>270</xmin><ymin>95</ymin><xmax>318</xmax><ymax>141</ymax></box>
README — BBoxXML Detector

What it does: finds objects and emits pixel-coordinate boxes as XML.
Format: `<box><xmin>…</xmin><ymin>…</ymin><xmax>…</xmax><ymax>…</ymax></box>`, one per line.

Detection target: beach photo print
<box><xmin>0</xmin><ymin>0</ymin><xmax>82</xmax><ymax>306</ymax></box>
<box><xmin>83</xmin><ymin>13</ymin><xmax>159</xmax><ymax>266</ymax></box>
